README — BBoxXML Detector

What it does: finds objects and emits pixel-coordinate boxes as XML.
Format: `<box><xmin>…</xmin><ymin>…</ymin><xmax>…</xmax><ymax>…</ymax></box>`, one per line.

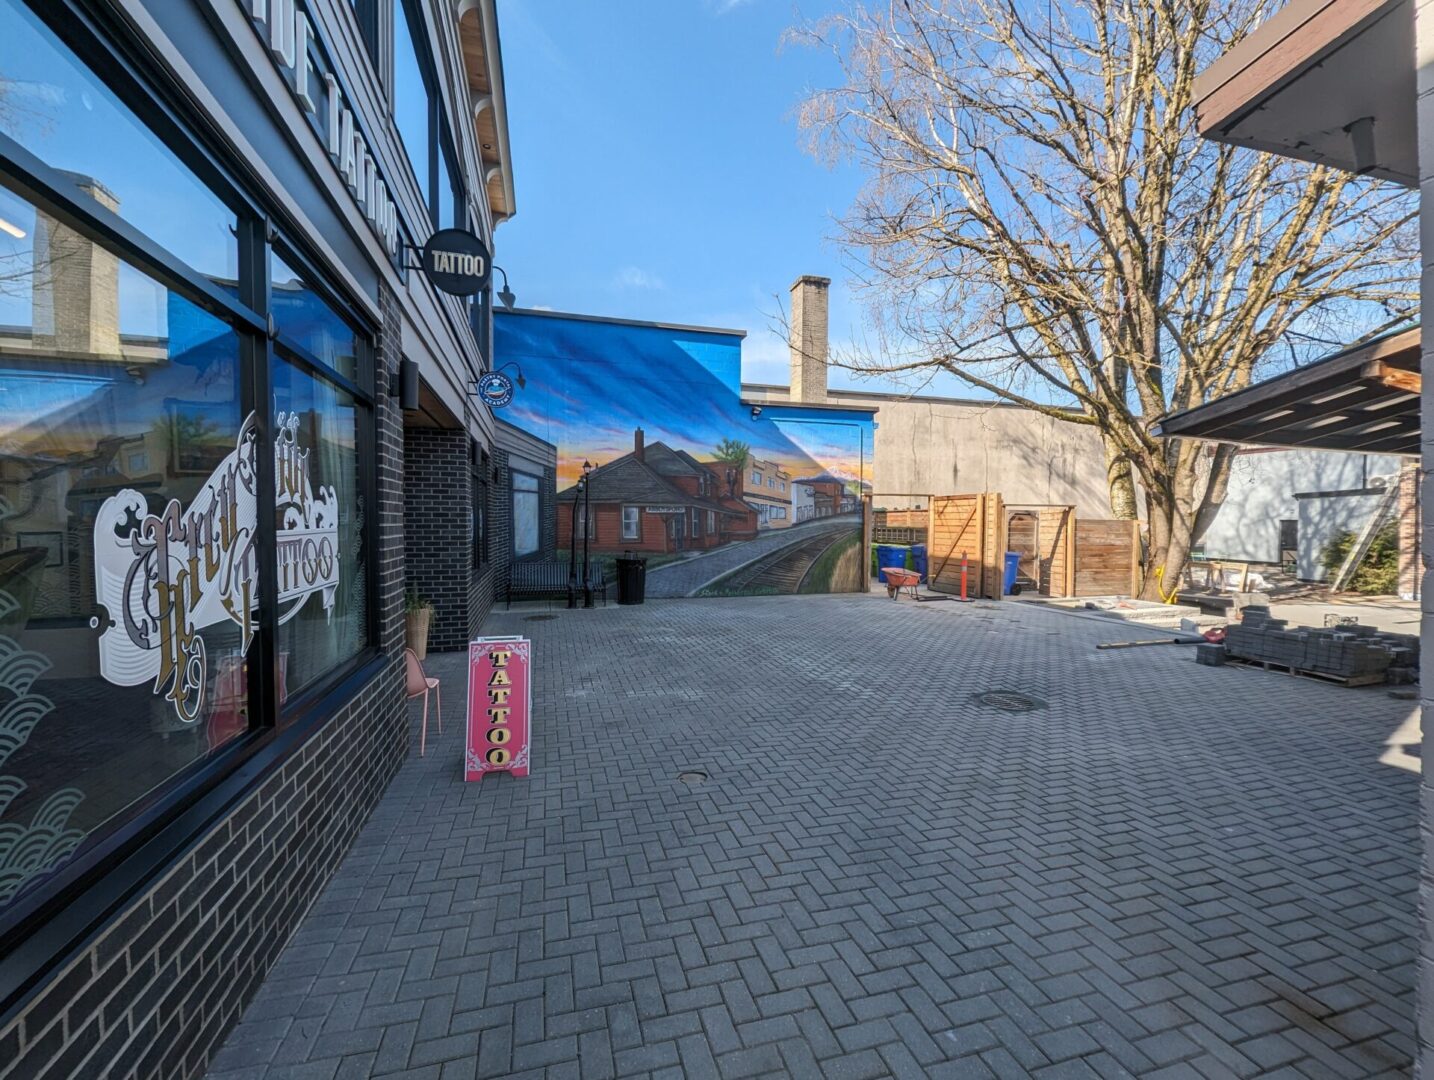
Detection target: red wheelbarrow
<box><xmin>883</xmin><ymin>567</ymin><xmax>921</xmax><ymax>599</ymax></box>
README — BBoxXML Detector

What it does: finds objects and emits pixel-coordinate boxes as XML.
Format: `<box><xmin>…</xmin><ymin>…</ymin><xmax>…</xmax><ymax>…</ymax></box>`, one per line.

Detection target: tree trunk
<box><xmin>1105</xmin><ymin>441</ymin><xmax>1138</xmax><ymax>519</ymax></box>
<box><xmin>1140</xmin><ymin>488</ymin><xmax>1197</xmax><ymax>602</ymax></box>
<box><xmin>1192</xmin><ymin>444</ymin><xmax>1236</xmax><ymax>545</ymax></box>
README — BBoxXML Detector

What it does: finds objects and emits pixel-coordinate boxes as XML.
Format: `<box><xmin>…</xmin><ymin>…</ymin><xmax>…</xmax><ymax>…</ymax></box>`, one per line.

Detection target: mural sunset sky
<box><xmin>495</xmin><ymin>312</ymin><xmax>867</xmax><ymax>492</ymax></box>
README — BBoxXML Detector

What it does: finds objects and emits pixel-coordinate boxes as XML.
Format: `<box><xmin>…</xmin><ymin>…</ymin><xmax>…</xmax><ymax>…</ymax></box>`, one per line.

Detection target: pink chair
<box><xmin>405</xmin><ymin>648</ymin><xmax>442</xmax><ymax>756</ymax></box>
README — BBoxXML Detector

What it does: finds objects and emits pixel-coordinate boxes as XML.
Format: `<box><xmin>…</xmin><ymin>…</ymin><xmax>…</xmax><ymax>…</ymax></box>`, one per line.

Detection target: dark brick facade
<box><xmin>0</xmin><ymin>286</ymin><xmax>410</xmax><ymax>1080</ymax></box>
<box><xmin>401</xmin><ymin>427</ymin><xmax>496</xmax><ymax>652</ymax></box>
<box><xmin>401</xmin><ymin>420</ymin><xmax>556</xmax><ymax>636</ymax></box>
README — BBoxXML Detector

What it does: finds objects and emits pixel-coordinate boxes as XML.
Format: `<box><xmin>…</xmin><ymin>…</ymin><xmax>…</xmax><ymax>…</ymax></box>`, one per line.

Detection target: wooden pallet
<box><xmin>1225</xmin><ymin>655</ymin><xmax>1386</xmax><ymax>688</ymax></box>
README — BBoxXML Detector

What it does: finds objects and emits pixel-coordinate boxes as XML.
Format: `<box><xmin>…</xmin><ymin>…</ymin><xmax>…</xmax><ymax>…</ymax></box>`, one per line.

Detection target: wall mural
<box><xmin>494</xmin><ymin>312</ymin><xmax>872</xmax><ymax>598</ymax></box>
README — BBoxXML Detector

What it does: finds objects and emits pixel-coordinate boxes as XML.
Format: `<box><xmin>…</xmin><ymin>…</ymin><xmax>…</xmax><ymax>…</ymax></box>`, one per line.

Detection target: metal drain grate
<box><xmin>677</xmin><ymin>770</ymin><xmax>709</xmax><ymax>785</ymax></box>
<box><xmin>524</xmin><ymin>614</ymin><xmax>558</xmax><ymax>622</ymax></box>
<box><xmin>973</xmin><ymin>690</ymin><xmax>1045</xmax><ymax>713</ymax></box>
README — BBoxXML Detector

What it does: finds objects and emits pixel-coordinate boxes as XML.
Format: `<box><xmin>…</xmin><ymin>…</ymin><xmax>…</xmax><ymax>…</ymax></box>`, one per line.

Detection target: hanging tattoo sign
<box><xmin>465</xmin><ymin>636</ymin><xmax>532</xmax><ymax>780</ymax></box>
<box><xmin>421</xmin><ymin>228</ymin><xmax>491</xmax><ymax>297</ymax></box>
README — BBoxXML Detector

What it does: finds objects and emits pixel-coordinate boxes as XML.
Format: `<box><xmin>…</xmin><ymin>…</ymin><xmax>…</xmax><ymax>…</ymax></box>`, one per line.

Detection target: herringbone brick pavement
<box><xmin>206</xmin><ymin>595</ymin><xmax>1419</xmax><ymax>1078</ymax></box>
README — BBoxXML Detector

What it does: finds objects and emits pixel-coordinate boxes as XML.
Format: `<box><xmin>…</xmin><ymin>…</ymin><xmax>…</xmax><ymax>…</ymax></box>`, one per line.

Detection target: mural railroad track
<box><xmin>717</xmin><ymin>524</ymin><xmax>855</xmax><ymax>594</ymax></box>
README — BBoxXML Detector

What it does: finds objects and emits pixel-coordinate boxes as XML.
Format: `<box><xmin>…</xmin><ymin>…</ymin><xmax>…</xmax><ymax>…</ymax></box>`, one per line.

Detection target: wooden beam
<box><xmin>1362</xmin><ymin>360</ymin><xmax>1422</xmax><ymax>394</ymax></box>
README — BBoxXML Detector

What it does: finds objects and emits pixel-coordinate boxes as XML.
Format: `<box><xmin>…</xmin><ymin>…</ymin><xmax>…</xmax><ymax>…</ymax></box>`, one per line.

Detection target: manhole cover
<box><xmin>524</xmin><ymin>615</ymin><xmax>558</xmax><ymax>622</ymax></box>
<box><xmin>973</xmin><ymin>690</ymin><xmax>1045</xmax><ymax>713</ymax></box>
<box><xmin>677</xmin><ymin>770</ymin><xmax>709</xmax><ymax>785</ymax></box>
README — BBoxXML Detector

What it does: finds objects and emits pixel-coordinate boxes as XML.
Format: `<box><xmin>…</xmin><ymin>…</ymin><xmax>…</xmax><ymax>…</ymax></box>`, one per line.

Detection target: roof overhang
<box><xmin>456</xmin><ymin>0</ymin><xmax>516</xmax><ymax>223</ymax></box>
<box><xmin>1194</xmin><ymin>0</ymin><xmax>1415</xmax><ymax>185</ymax></box>
<box><xmin>1153</xmin><ymin>327</ymin><xmax>1420</xmax><ymax>455</ymax></box>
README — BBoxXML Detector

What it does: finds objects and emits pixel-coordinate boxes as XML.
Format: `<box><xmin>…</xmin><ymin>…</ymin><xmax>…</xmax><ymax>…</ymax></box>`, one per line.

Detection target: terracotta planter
<box><xmin>405</xmin><ymin>607</ymin><xmax>433</xmax><ymax>660</ymax></box>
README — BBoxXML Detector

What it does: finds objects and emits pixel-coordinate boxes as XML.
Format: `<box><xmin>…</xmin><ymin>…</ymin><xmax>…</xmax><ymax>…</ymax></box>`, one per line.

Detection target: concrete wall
<box><xmin>744</xmin><ymin>385</ymin><xmax>1113</xmax><ymax>518</ymax></box>
<box><xmin>1198</xmin><ymin>449</ymin><xmax>1403</xmax><ymax>565</ymax></box>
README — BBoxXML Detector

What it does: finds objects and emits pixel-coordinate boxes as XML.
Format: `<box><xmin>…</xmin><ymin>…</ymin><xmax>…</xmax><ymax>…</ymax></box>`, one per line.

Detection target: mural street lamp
<box><xmin>581</xmin><ymin>461</ymin><xmax>595</xmax><ymax>608</ymax></box>
<box><xmin>567</xmin><ymin>474</ymin><xmax>585</xmax><ymax>609</ymax></box>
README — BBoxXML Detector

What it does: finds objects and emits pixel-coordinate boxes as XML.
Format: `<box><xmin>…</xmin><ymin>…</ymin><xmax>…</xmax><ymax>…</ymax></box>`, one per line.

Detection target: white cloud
<box><xmin>711</xmin><ymin>0</ymin><xmax>755</xmax><ymax>11</ymax></box>
<box><xmin>612</xmin><ymin>266</ymin><xmax>665</xmax><ymax>290</ymax></box>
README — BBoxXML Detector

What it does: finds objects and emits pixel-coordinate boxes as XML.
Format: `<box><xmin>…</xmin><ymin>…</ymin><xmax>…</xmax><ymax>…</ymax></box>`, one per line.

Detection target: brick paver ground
<box><xmin>207</xmin><ymin>594</ymin><xmax>1420</xmax><ymax>1079</ymax></box>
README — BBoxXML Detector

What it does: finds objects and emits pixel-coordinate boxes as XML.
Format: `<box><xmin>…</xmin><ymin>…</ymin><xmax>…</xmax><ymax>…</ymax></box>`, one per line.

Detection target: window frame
<box><xmin>0</xmin><ymin>0</ymin><xmax>382</xmax><ymax>1011</ymax></box>
<box><xmin>621</xmin><ymin>506</ymin><xmax>640</xmax><ymax>541</ymax></box>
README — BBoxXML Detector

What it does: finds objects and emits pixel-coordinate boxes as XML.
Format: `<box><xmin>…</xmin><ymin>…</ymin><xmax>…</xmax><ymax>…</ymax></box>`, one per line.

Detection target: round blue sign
<box><xmin>477</xmin><ymin>371</ymin><xmax>514</xmax><ymax>409</ymax></box>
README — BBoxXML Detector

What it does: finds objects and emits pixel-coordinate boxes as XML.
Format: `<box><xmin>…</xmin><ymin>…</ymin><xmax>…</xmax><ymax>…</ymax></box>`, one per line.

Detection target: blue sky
<box><xmin>495</xmin><ymin>0</ymin><xmax>917</xmax><ymax>393</ymax></box>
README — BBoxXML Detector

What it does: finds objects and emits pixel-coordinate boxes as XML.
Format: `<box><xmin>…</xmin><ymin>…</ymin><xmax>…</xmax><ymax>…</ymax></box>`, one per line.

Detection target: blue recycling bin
<box><xmin>1003</xmin><ymin>551</ymin><xmax>1020</xmax><ymax>594</ymax></box>
<box><xmin>910</xmin><ymin>544</ymin><xmax>928</xmax><ymax>583</ymax></box>
<box><xmin>876</xmin><ymin>545</ymin><xmax>908</xmax><ymax>584</ymax></box>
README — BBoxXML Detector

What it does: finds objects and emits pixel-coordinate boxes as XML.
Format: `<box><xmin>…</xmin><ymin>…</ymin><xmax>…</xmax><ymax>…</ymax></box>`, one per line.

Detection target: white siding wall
<box><xmin>1198</xmin><ymin>449</ymin><xmax>1402</xmax><ymax>565</ymax></box>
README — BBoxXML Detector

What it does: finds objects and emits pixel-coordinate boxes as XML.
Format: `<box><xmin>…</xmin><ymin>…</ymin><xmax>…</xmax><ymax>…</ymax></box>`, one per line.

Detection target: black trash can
<box><xmin>616</xmin><ymin>551</ymin><xmax>647</xmax><ymax>605</ymax></box>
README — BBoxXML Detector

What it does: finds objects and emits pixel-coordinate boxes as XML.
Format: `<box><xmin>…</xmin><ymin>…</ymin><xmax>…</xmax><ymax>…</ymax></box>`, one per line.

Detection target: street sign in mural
<box><xmin>466</xmin><ymin>637</ymin><xmax>532</xmax><ymax>780</ymax></box>
<box><xmin>91</xmin><ymin>411</ymin><xmax>340</xmax><ymax>723</ymax></box>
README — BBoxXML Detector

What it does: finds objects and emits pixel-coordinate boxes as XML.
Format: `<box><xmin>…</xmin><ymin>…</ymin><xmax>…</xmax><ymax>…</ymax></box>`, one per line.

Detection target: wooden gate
<box><xmin>1007</xmin><ymin>505</ymin><xmax>1075</xmax><ymax>596</ymax></box>
<box><xmin>1036</xmin><ymin>506</ymin><xmax>1075</xmax><ymax>597</ymax></box>
<box><xmin>1074</xmin><ymin>519</ymin><xmax>1141</xmax><ymax>596</ymax></box>
<box><xmin>928</xmin><ymin>493</ymin><xmax>1005</xmax><ymax>599</ymax></box>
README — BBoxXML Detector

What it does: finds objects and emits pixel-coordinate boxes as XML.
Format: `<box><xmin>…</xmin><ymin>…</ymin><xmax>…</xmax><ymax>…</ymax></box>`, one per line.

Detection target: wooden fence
<box><xmin>923</xmin><ymin>495</ymin><xmax>1138</xmax><ymax>599</ymax></box>
<box><xmin>1073</xmin><ymin>518</ymin><xmax>1141</xmax><ymax>597</ymax></box>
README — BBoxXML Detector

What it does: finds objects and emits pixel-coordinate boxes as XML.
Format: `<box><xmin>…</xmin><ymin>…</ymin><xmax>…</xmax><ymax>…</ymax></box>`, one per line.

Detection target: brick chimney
<box><xmin>32</xmin><ymin>173</ymin><xmax>122</xmax><ymax>358</ymax></box>
<box><xmin>789</xmin><ymin>275</ymin><xmax>830</xmax><ymax>403</ymax></box>
<box><xmin>634</xmin><ymin>427</ymin><xmax>645</xmax><ymax>461</ymax></box>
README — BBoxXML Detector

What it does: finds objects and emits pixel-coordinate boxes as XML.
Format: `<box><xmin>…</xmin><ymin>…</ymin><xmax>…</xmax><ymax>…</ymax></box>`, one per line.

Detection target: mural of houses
<box><xmin>742</xmin><ymin>456</ymin><xmax>792</xmax><ymax>529</ymax></box>
<box><xmin>495</xmin><ymin>306</ymin><xmax>875</xmax><ymax>597</ymax></box>
<box><xmin>556</xmin><ymin>428</ymin><xmax>758</xmax><ymax>554</ymax></box>
<box><xmin>792</xmin><ymin>474</ymin><xmax>857</xmax><ymax>522</ymax></box>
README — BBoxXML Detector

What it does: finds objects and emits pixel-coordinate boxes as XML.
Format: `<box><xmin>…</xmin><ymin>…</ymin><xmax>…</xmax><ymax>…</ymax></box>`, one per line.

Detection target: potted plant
<box><xmin>405</xmin><ymin>592</ymin><xmax>435</xmax><ymax>660</ymax></box>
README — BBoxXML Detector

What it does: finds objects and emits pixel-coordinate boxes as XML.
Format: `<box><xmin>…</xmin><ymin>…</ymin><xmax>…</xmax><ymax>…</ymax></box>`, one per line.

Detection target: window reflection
<box><xmin>0</xmin><ymin>177</ymin><xmax>246</xmax><ymax>910</ymax></box>
<box><xmin>439</xmin><ymin>140</ymin><xmax>458</xmax><ymax>230</ymax></box>
<box><xmin>272</xmin><ymin>253</ymin><xmax>358</xmax><ymax>381</ymax></box>
<box><xmin>0</xmin><ymin>0</ymin><xmax>238</xmax><ymax>281</ymax></box>
<box><xmin>392</xmin><ymin>0</ymin><xmax>432</xmax><ymax>210</ymax></box>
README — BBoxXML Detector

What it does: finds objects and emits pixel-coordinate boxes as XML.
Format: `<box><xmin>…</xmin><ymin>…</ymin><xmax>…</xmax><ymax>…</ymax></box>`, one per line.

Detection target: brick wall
<box><xmin>0</xmin><ymin>285</ymin><xmax>410</xmax><ymax>1080</ymax></box>
<box><xmin>403</xmin><ymin>427</ymin><xmax>473</xmax><ymax>652</ymax></box>
<box><xmin>402</xmin><ymin>428</ymin><xmax>501</xmax><ymax>651</ymax></box>
<box><xmin>490</xmin><ymin>446</ymin><xmax>513</xmax><ymax>598</ymax></box>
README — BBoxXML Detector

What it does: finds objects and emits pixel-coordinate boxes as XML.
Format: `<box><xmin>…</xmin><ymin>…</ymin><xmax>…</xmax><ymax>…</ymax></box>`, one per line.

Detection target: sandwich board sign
<box><xmin>466</xmin><ymin>636</ymin><xmax>531</xmax><ymax>780</ymax></box>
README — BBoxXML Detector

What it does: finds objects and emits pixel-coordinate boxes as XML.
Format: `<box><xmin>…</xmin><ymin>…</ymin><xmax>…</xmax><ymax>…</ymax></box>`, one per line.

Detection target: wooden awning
<box><xmin>1193</xmin><ymin>0</ymin><xmax>1415</xmax><ymax>186</ymax></box>
<box><xmin>1153</xmin><ymin>328</ymin><xmax>1420</xmax><ymax>455</ymax></box>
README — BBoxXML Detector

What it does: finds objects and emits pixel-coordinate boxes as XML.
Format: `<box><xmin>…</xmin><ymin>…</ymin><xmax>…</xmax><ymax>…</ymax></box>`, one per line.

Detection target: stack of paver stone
<box><xmin>1214</xmin><ymin>607</ymin><xmax>1417</xmax><ymax>685</ymax></box>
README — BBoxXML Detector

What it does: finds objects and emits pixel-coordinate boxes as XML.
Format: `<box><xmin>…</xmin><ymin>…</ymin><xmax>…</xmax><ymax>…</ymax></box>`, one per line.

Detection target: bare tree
<box><xmin>793</xmin><ymin>0</ymin><xmax>1417</xmax><ymax>597</ymax></box>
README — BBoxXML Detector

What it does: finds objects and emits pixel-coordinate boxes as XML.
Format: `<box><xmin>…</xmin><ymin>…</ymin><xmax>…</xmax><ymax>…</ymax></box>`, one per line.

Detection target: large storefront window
<box><xmin>270</xmin><ymin>357</ymin><xmax>367</xmax><ymax>695</ymax></box>
<box><xmin>0</xmin><ymin>0</ymin><xmax>377</xmax><ymax>931</ymax></box>
<box><xmin>0</xmin><ymin>176</ymin><xmax>248</xmax><ymax>910</ymax></box>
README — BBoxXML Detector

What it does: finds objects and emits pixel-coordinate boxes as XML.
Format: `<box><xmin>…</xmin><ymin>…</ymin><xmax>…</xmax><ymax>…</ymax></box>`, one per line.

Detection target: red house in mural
<box><xmin>557</xmin><ymin>429</ymin><xmax>758</xmax><ymax>554</ymax></box>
